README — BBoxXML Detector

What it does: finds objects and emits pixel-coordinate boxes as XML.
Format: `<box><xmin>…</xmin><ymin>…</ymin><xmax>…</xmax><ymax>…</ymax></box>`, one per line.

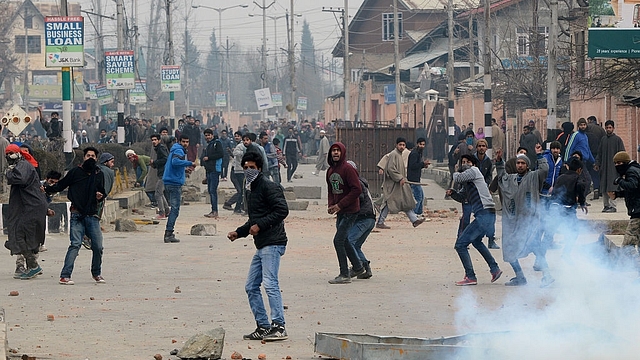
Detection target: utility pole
<box><xmin>116</xmin><ymin>0</ymin><xmax>125</xmax><ymax>143</ymax></box>
<box><xmin>344</xmin><ymin>0</ymin><xmax>350</xmax><ymax>123</ymax></box>
<box><xmin>254</xmin><ymin>0</ymin><xmax>275</xmax><ymax>121</ymax></box>
<box><xmin>184</xmin><ymin>3</ymin><xmax>190</xmax><ymax>115</ymax></box>
<box><xmin>23</xmin><ymin>5</ymin><xmax>29</xmax><ymax>112</ymax></box>
<box><xmin>221</xmin><ymin>37</ymin><xmax>233</xmax><ymax>116</ymax></box>
<box><xmin>356</xmin><ymin>50</ymin><xmax>365</xmax><ymax>123</ymax></box>
<box><xmin>483</xmin><ymin>0</ymin><xmax>492</xmax><ymax>157</ymax></box>
<box><xmin>166</xmin><ymin>0</ymin><xmax>175</xmax><ymax>128</ymax></box>
<box><xmin>447</xmin><ymin>0</ymin><xmax>455</xmax><ymax>151</ymax></box>
<box><xmin>61</xmin><ymin>0</ymin><xmax>73</xmax><ymax>153</ymax></box>
<box><xmin>547</xmin><ymin>0</ymin><xmax>558</xmax><ymax>143</ymax></box>
<box><xmin>393</xmin><ymin>0</ymin><xmax>401</xmax><ymax>126</ymax></box>
<box><xmin>133</xmin><ymin>0</ymin><xmax>139</xmax><ymax>116</ymax></box>
<box><xmin>288</xmin><ymin>0</ymin><xmax>297</xmax><ymax>122</ymax></box>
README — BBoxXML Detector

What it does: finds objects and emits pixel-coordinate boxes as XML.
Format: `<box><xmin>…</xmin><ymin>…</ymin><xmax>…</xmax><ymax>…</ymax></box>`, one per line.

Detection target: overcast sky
<box><xmin>74</xmin><ymin>0</ymin><xmax>366</xmax><ymax>59</ymax></box>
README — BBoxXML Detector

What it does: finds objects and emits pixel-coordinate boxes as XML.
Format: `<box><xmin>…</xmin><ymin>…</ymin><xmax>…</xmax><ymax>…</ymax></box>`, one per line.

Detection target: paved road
<box><xmin>1</xmin><ymin>163</ymin><xmax>636</xmax><ymax>359</ymax></box>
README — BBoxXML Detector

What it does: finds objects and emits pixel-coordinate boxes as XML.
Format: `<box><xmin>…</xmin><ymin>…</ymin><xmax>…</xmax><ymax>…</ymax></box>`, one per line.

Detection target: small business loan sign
<box><xmin>45</xmin><ymin>16</ymin><xmax>84</xmax><ymax>67</ymax></box>
<box><xmin>588</xmin><ymin>28</ymin><xmax>640</xmax><ymax>59</ymax></box>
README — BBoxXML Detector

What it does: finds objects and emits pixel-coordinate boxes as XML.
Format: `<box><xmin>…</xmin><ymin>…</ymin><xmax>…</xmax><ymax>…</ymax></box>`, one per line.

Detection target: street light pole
<box><xmin>192</xmin><ymin>4</ymin><xmax>249</xmax><ymax>113</ymax></box>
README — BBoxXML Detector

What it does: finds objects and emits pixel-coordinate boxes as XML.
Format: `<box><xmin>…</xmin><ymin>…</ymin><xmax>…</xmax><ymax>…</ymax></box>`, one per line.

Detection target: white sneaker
<box><xmin>39</xmin><ymin>245</ymin><xmax>47</xmax><ymax>252</ymax></box>
<box><xmin>312</xmin><ymin>171</ymin><xmax>318</xmax><ymax>176</ymax></box>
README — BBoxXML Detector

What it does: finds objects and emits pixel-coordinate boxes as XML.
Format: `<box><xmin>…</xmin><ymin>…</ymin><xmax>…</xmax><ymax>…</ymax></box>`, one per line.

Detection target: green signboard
<box><xmin>588</xmin><ymin>28</ymin><xmax>640</xmax><ymax>59</ymax></box>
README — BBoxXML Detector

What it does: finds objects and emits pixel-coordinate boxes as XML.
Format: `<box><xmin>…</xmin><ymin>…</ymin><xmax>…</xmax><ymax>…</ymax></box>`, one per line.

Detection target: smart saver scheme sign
<box><xmin>45</xmin><ymin>16</ymin><xmax>84</xmax><ymax>67</ymax></box>
<box><xmin>161</xmin><ymin>65</ymin><xmax>181</xmax><ymax>92</ymax></box>
<box><xmin>105</xmin><ymin>50</ymin><xmax>135</xmax><ymax>89</ymax></box>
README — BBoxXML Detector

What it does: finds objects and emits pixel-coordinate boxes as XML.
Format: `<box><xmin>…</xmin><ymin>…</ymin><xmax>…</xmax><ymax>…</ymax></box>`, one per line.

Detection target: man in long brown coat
<box><xmin>376</xmin><ymin>137</ymin><xmax>424</xmax><ymax>229</ymax></box>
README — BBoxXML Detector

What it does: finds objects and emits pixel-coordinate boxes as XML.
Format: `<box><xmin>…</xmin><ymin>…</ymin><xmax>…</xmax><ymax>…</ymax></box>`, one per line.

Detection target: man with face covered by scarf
<box><xmin>228</xmin><ymin>151</ymin><xmax>290</xmax><ymax>342</ymax></box>
<box><xmin>45</xmin><ymin>147</ymin><xmax>107</xmax><ymax>285</ymax></box>
<box><xmin>4</xmin><ymin>144</ymin><xmax>48</xmax><ymax>279</ymax></box>
<box><xmin>610</xmin><ymin>151</ymin><xmax>640</xmax><ymax>279</ymax></box>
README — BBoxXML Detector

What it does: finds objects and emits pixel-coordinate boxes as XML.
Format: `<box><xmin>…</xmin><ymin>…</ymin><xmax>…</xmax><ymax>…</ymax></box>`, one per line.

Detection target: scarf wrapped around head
<box><xmin>11</xmin><ymin>143</ymin><xmax>38</xmax><ymax>168</ymax></box>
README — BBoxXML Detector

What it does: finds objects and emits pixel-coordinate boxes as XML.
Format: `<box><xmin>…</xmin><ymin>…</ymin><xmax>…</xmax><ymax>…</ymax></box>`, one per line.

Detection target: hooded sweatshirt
<box><xmin>326</xmin><ymin>142</ymin><xmax>361</xmax><ymax>214</ymax></box>
<box><xmin>163</xmin><ymin>143</ymin><xmax>193</xmax><ymax>186</ymax></box>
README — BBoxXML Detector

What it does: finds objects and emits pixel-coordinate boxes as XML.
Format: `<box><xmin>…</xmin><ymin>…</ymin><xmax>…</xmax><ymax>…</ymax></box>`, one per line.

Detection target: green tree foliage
<box><xmin>297</xmin><ymin>20</ymin><xmax>323</xmax><ymax>114</ymax></box>
<box><xmin>205</xmin><ymin>28</ymin><xmax>221</xmax><ymax>97</ymax></box>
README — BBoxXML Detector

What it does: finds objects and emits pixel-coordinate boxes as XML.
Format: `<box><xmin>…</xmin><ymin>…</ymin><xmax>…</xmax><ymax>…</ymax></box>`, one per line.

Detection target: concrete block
<box><xmin>284</xmin><ymin>191</ymin><xmax>297</xmax><ymax>200</ymax></box>
<box><xmin>287</xmin><ymin>200</ymin><xmax>309</xmax><ymax>211</ymax></box>
<box><xmin>286</xmin><ymin>186</ymin><xmax>322</xmax><ymax>199</ymax></box>
<box><xmin>113</xmin><ymin>190</ymin><xmax>147</xmax><ymax>209</ymax></box>
<box><xmin>190</xmin><ymin>224</ymin><xmax>217</xmax><ymax>236</ymax></box>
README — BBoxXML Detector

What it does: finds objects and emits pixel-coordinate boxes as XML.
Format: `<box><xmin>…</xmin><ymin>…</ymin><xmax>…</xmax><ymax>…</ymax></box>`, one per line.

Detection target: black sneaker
<box><xmin>223</xmin><ymin>204</ymin><xmax>233</xmax><ymax>211</ymax></box>
<box><xmin>243</xmin><ymin>326</ymin><xmax>269</xmax><ymax>340</ymax></box>
<box><xmin>328</xmin><ymin>275</ymin><xmax>351</xmax><ymax>284</ymax></box>
<box><xmin>262</xmin><ymin>322</ymin><xmax>288</xmax><ymax>342</ymax></box>
<box><xmin>504</xmin><ymin>277</ymin><xmax>527</xmax><ymax>286</ymax></box>
<box><xmin>82</xmin><ymin>236</ymin><xmax>92</xmax><ymax>250</ymax></box>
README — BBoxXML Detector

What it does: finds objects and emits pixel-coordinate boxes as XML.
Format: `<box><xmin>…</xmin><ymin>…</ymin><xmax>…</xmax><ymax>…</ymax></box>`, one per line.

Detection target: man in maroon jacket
<box><xmin>326</xmin><ymin>142</ymin><xmax>365</xmax><ymax>284</ymax></box>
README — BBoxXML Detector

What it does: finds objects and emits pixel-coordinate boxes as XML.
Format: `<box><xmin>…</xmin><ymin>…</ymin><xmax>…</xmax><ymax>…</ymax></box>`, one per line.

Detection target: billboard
<box><xmin>588</xmin><ymin>28</ymin><xmax>640</xmax><ymax>59</ymax></box>
<box><xmin>44</xmin><ymin>16</ymin><xmax>84</xmax><ymax>67</ymax></box>
<box><xmin>272</xmin><ymin>92</ymin><xmax>283</xmax><ymax>107</ymax></box>
<box><xmin>254</xmin><ymin>88</ymin><xmax>273</xmax><ymax>110</ymax></box>
<box><xmin>161</xmin><ymin>65</ymin><xmax>181</xmax><ymax>92</ymax></box>
<box><xmin>215</xmin><ymin>92</ymin><xmax>227</xmax><ymax>107</ymax></box>
<box><xmin>105</xmin><ymin>50</ymin><xmax>135</xmax><ymax>89</ymax></box>
<box><xmin>297</xmin><ymin>97</ymin><xmax>308</xmax><ymax>111</ymax></box>
<box><xmin>95</xmin><ymin>85</ymin><xmax>113</xmax><ymax>106</ymax></box>
<box><xmin>129</xmin><ymin>80</ymin><xmax>146</xmax><ymax>104</ymax></box>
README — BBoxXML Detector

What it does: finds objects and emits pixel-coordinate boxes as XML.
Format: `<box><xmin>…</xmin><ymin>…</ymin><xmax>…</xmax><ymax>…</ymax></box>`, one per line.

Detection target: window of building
<box><xmin>382</xmin><ymin>13</ymin><xmax>403</xmax><ymax>41</ymax></box>
<box><xmin>24</xmin><ymin>16</ymin><xmax>33</xmax><ymax>29</ymax></box>
<box><xmin>516</xmin><ymin>27</ymin><xmax>548</xmax><ymax>56</ymax></box>
<box><xmin>14</xmin><ymin>35</ymin><xmax>41</xmax><ymax>53</ymax></box>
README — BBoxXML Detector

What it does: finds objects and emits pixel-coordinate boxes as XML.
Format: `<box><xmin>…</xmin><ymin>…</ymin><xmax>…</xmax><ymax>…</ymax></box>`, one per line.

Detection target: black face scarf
<box><xmin>615</xmin><ymin>163</ymin><xmax>630</xmax><ymax>176</ymax></box>
<box><xmin>82</xmin><ymin>158</ymin><xmax>97</xmax><ymax>172</ymax></box>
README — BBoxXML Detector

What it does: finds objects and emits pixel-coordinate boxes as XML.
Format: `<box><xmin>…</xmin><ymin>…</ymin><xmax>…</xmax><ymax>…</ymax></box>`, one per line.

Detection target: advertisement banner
<box><xmin>254</xmin><ymin>88</ymin><xmax>273</xmax><ymax>110</ymax></box>
<box><xmin>105</xmin><ymin>50</ymin><xmax>135</xmax><ymax>89</ymax></box>
<box><xmin>272</xmin><ymin>92</ymin><xmax>283</xmax><ymax>107</ymax></box>
<box><xmin>215</xmin><ymin>92</ymin><xmax>227</xmax><ymax>107</ymax></box>
<box><xmin>87</xmin><ymin>81</ymin><xmax>99</xmax><ymax>100</ymax></box>
<box><xmin>161</xmin><ymin>65</ymin><xmax>181</xmax><ymax>92</ymax></box>
<box><xmin>297</xmin><ymin>96</ymin><xmax>308</xmax><ymax>111</ymax></box>
<box><xmin>129</xmin><ymin>80</ymin><xmax>147</xmax><ymax>104</ymax></box>
<box><xmin>95</xmin><ymin>85</ymin><xmax>113</xmax><ymax>106</ymax></box>
<box><xmin>44</xmin><ymin>16</ymin><xmax>84</xmax><ymax>67</ymax></box>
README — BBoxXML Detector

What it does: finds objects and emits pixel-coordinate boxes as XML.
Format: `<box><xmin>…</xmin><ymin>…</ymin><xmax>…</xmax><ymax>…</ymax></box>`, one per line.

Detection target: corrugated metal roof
<box><xmin>376</xmin><ymin>38</ymin><xmax>466</xmax><ymax>72</ymax></box>
<box><xmin>403</xmin><ymin>0</ymin><xmax>480</xmax><ymax>10</ymax></box>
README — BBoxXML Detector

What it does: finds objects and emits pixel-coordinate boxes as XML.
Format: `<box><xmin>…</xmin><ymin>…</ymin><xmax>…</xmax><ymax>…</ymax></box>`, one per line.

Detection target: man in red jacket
<box><xmin>326</xmin><ymin>142</ymin><xmax>366</xmax><ymax>284</ymax></box>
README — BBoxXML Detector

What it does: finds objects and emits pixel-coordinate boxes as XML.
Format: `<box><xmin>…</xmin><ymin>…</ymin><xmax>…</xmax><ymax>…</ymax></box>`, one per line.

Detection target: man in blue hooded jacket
<box><xmin>162</xmin><ymin>134</ymin><xmax>196</xmax><ymax>243</ymax></box>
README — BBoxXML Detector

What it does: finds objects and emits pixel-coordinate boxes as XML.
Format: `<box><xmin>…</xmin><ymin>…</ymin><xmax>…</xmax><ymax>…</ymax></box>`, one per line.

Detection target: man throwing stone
<box><xmin>228</xmin><ymin>151</ymin><xmax>289</xmax><ymax>341</ymax></box>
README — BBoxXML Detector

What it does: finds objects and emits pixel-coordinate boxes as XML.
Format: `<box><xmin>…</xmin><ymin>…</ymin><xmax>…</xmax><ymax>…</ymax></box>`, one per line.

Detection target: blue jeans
<box><xmin>334</xmin><ymin>213</ymin><xmax>363</xmax><ymax>276</ymax></box>
<box><xmin>165</xmin><ymin>185</ymin><xmax>182</xmax><ymax>232</ymax></box>
<box><xmin>457</xmin><ymin>203</ymin><xmax>472</xmax><ymax>238</ymax></box>
<box><xmin>225</xmin><ymin>172</ymin><xmax>245</xmax><ymax>212</ymax></box>
<box><xmin>245</xmin><ymin>245</ymin><xmax>286</xmax><ymax>328</ymax></box>
<box><xmin>454</xmin><ymin>209</ymin><xmax>499</xmax><ymax>280</ymax></box>
<box><xmin>270</xmin><ymin>167</ymin><xmax>281</xmax><ymax>184</ymax></box>
<box><xmin>207</xmin><ymin>171</ymin><xmax>220</xmax><ymax>212</ymax></box>
<box><xmin>411</xmin><ymin>184</ymin><xmax>424</xmax><ymax>215</ymax></box>
<box><xmin>61</xmin><ymin>213</ymin><xmax>103</xmax><ymax>278</ymax></box>
<box><xmin>348</xmin><ymin>217</ymin><xmax>375</xmax><ymax>263</ymax></box>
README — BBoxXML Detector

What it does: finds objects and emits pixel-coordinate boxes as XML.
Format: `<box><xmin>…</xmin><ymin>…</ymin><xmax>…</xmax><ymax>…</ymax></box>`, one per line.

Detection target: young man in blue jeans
<box><xmin>45</xmin><ymin>147</ymin><xmax>107</xmax><ymax>285</ymax></box>
<box><xmin>228</xmin><ymin>151</ymin><xmax>290</xmax><ymax>341</ymax></box>
<box><xmin>447</xmin><ymin>154</ymin><xmax>502</xmax><ymax>286</ymax></box>
<box><xmin>162</xmin><ymin>135</ymin><xmax>196</xmax><ymax>243</ymax></box>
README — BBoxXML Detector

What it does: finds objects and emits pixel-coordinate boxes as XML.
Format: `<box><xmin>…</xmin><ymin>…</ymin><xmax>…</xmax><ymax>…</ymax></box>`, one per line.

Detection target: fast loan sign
<box><xmin>45</xmin><ymin>16</ymin><xmax>84</xmax><ymax>67</ymax></box>
<box><xmin>161</xmin><ymin>65</ymin><xmax>181</xmax><ymax>92</ymax></box>
<box><xmin>105</xmin><ymin>50</ymin><xmax>135</xmax><ymax>89</ymax></box>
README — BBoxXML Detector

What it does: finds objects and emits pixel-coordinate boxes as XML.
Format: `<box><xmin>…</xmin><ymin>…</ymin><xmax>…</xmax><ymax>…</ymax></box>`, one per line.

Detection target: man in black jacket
<box><xmin>228</xmin><ymin>151</ymin><xmax>289</xmax><ymax>342</ymax></box>
<box><xmin>611</xmin><ymin>151</ymin><xmax>640</xmax><ymax>279</ymax></box>
<box><xmin>201</xmin><ymin>128</ymin><xmax>224</xmax><ymax>218</ymax></box>
<box><xmin>181</xmin><ymin>115</ymin><xmax>201</xmax><ymax>162</ymax></box>
<box><xmin>548</xmin><ymin>157</ymin><xmax>588</xmax><ymax>260</ymax></box>
<box><xmin>150</xmin><ymin>133</ymin><xmax>170</xmax><ymax>219</ymax></box>
<box><xmin>407</xmin><ymin>137</ymin><xmax>430</xmax><ymax>217</ymax></box>
<box><xmin>45</xmin><ymin>147</ymin><xmax>107</xmax><ymax>285</ymax></box>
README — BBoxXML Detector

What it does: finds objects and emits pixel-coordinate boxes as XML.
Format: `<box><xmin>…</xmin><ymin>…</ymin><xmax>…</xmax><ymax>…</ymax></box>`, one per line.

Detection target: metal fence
<box><xmin>336</xmin><ymin>126</ymin><xmax>416</xmax><ymax>197</ymax></box>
